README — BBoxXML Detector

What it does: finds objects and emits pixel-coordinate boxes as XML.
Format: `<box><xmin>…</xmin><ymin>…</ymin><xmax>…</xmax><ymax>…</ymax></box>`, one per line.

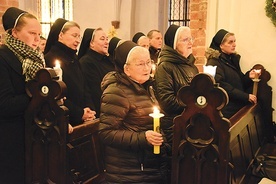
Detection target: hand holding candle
<box><xmin>149</xmin><ymin>106</ymin><xmax>164</xmax><ymax>154</ymax></box>
<box><xmin>53</xmin><ymin>60</ymin><xmax>63</xmax><ymax>81</ymax></box>
<box><xmin>251</xmin><ymin>69</ymin><xmax>261</xmax><ymax>96</ymax></box>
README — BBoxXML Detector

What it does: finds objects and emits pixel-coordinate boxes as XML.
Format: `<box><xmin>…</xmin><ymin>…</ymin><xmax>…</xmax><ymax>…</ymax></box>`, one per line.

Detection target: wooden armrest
<box><xmin>69</xmin><ymin>118</ymin><xmax>100</xmax><ymax>141</ymax></box>
<box><xmin>229</xmin><ymin>104</ymin><xmax>258</xmax><ymax>142</ymax></box>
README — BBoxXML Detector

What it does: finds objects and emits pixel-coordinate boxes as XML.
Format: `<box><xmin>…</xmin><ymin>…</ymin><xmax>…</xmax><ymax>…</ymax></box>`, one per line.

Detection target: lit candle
<box><xmin>149</xmin><ymin>106</ymin><xmax>164</xmax><ymax>154</ymax></box>
<box><xmin>252</xmin><ymin>69</ymin><xmax>261</xmax><ymax>96</ymax></box>
<box><xmin>53</xmin><ymin>60</ymin><xmax>62</xmax><ymax>81</ymax></box>
<box><xmin>203</xmin><ymin>65</ymin><xmax>217</xmax><ymax>77</ymax></box>
<box><xmin>150</xmin><ymin>63</ymin><xmax>156</xmax><ymax>78</ymax></box>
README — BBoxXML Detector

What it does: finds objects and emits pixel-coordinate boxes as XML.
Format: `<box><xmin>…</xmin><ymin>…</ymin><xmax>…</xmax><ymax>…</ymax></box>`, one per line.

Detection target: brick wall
<box><xmin>190</xmin><ymin>0</ymin><xmax>208</xmax><ymax>72</ymax></box>
<box><xmin>0</xmin><ymin>0</ymin><xmax>19</xmax><ymax>43</ymax></box>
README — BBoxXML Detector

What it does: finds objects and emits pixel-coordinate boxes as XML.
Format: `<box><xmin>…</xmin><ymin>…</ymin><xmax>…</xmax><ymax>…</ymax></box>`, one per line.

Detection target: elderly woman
<box><xmin>99</xmin><ymin>41</ymin><xmax>169</xmax><ymax>183</ymax></box>
<box><xmin>205</xmin><ymin>29</ymin><xmax>258</xmax><ymax>118</ymax></box>
<box><xmin>78</xmin><ymin>28</ymin><xmax>115</xmax><ymax>118</ymax></box>
<box><xmin>154</xmin><ymin>24</ymin><xmax>199</xmax><ymax>147</ymax></box>
<box><xmin>44</xmin><ymin>19</ymin><xmax>96</xmax><ymax>127</ymax></box>
<box><xmin>132</xmin><ymin>32</ymin><xmax>150</xmax><ymax>49</ymax></box>
<box><xmin>0</xmin><ymin>7</ymin><xmax>44</xmax><ymax>183</ymax></box>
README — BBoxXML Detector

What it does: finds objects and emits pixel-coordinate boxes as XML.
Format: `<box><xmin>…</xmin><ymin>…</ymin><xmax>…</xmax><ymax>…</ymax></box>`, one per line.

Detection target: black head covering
<box><xmin>210</xmin><ymin>29</ymin><xmax>229</xmax><ymax>51</ymax></box>
<box><xmin>78</xmin><ymin>28</ymin><xmax>95</xmax><ymax>59</ymax></box>
<box><xmin>114</xmin><ymin>40</ymin><xmax>138</xmax><ymax>72</ymax></box>
<box><xmin>132</xmin><ymin>32</ymin><xmax>145</xmax><ymax>44</ymax></box>
<box><xmin>2</xmin><ymin>7</ymin><xmax>27</xmax><ymax>31</ymax></box>
<box><xmin>108</xmin><ymin>37</ymin><xmax>121</xmax><ymax>57</ymax></box>
<box><xmin>44</xmin><ymin>18</ymin><xmax>68</xmax><ymax>54</ymax></box>
<box><xmin>164</xmin><ymin>24</ymin><xmax>180</xmax><ymax>49</ymax></box>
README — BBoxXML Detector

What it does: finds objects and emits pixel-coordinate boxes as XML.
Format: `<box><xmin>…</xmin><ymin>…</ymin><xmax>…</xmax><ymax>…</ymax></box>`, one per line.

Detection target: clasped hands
<box><xmin>82</xmin><ymin>107</ymin><xmax>96</xmax><ymax>122</ymax></box>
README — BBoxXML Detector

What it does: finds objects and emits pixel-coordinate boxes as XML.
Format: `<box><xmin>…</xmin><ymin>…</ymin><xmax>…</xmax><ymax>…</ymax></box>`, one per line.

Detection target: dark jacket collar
<box><xmin>86</xmin><ymin>49</ymin><xmax>108</xmax><ymax>61</ymax></box>
<box><xmin>56</xmin><ymin>41</ymin><xmax>77</xmax><ymax>58</ymax></box>
<box><xmin>206</xmin><ymin>47</ymin><xmax>241</xmax><ymax>71</ymax></box>
<box><xmin>159</xmin><ymin>45</ymin><xmax>195</xmax><ymax>66</ymax></box>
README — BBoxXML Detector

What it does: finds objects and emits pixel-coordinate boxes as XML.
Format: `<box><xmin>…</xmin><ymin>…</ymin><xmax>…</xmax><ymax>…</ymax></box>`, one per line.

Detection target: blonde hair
<box><xmin>60</xmin><ymin>21</ymin><xmax>80</xmax><ymax>33</ymax></box>
<box><xmin>221</xmin><ymin>32</ymin><xmax>235</xmax><ymax>44</ymax></box>
<box><xmin>14</xmin><ymin>13</ymin><xmax>37</xmax><ymax>31</ymax></box>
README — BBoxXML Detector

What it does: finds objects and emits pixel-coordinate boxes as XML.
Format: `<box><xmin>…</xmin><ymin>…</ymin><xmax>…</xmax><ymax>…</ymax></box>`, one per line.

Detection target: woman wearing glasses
<box><xmin>99</xmin><ymin>41</ymin><xmax>169</xmax><ymax>183</ymax></box>
<box><xmin>44</xmin><ymin>19</ymin><xmax>96</xmax><ymax>128</ymax></box>
<box><xmin>154</xmin><ymin>24</ymin><xmax>199</xmax><ymax>148</ymax></box>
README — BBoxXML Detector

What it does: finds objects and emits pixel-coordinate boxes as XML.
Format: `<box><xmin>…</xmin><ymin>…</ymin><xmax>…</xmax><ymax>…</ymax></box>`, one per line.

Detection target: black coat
<box><xmin>205</xmin><ymin>48</ymin><xmax>253</xmax><ymax>118</ymax></box>
<box><xmin>44</xmin><ymin>42</ymin><xmax>94</xmax><ymax>126</ymax></box>
<box><xmin>0</xmin><ymin>45</ymin><xmax>30</xmax><ymax>183</ymax></box>
<box><xmin>99</xmin><ymin>71</ymin><xmax>169</xmax><ymax>183</ymax></box>
<box><xmin>79</xmin><ymin>49</ymin><xmax>114</xmax><ymax>118</ymax></box>
<box><xmin>149</xmin><ymin>46</ymin><xmax>161</xmax><ymax>64</ymax></box>
<box><xmin>154</xmin><ymin>45</ymin><xmax>198</xmax><ymax>146</ymax></box>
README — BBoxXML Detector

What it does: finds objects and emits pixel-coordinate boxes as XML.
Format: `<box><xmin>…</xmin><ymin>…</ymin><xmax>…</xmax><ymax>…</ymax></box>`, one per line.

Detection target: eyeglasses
<box><xmin>64</xmin><ymin>33</ymin><xmax>82</xmax><ymax>40</ymax></box>
<box><xmin>180</xmin><ymin>37</ymin><xmax>193</xmax><ymax>43</ymax></box>
<box><xmin>127</xmin><ymin>60</ymin><xmax>153</xmax><ymax>69</ymax></box>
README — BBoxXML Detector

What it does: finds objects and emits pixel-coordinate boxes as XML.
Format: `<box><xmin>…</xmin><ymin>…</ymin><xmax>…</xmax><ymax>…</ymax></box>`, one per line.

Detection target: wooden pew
<box><xmin>229</xmin><ymin>64</ymin><xmax>275</xmax><ymax>184</ymax></box>
<box><xmin>25</xmin><ymin>67</ymin><xmax>274</xmax><ymax>183</ymax></box>
<box><xmin>229</xmin><ymin>104</ymin><xmax>265</xmax><ymax>184</ymax></box>
<box><xmin>25</xmin><ymin>68</ymin><xmax>69</xmax><ymax>183</ymax></box>
<box><xmin>171</xmin><ymin>69</ymin><xmax>274</xmax><ymax>184</ymax></box>
<box><xmin>67</xmin><ymin>119</ymin><xmax>105</xmax><ymax>183</ymax></box>
<box><xmin>25</xmin><ymin>68</ymin><xmax>105</xmax><ymax>183</ymax></box>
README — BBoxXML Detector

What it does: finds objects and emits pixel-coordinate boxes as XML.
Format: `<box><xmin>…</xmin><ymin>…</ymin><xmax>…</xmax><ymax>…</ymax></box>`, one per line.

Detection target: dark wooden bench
<box><xmin>171</xmin><ymin>68</ymin><xmax>275</xmax><ymax>184</ymax></box>
<box><xmin>67</xmin><ymin>119</ymin><xmax>105</xmax><ymax>183</ymax></box>
<box><xmin>24</xmin><ymin>68</ymin><xmax>105</xmax><ymax>184</ymax></box>
<box><xmin>25</xmin><ymin>67</ymin><xmax>274</xmax><ymax>183</ymax></box>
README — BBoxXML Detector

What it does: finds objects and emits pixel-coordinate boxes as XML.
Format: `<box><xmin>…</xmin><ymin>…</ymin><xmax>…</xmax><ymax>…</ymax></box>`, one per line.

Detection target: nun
<box><xmin>79</xmin><ymin>28</ymin><xmax>115</xmax><ymax>117</ymax></box>
<box><xmin>44</xmin><ymin>19</ymin><xmax>96</xmax><ymax>127</ymax></box>
<box><xmin>0</xmin><ymin>7</ymin><xmax>44</xmax><ymax>183</ymax></box>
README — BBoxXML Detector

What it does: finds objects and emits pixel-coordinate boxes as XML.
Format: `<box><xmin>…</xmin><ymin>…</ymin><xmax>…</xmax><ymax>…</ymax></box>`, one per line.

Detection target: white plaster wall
<box><xmin>207</xmin><ymin>0</ymin><xmax>276</xmax><ymax>120</ymax></box>
<box><xmin>73</xmin><ymin>0</ymin><xmax>162</xmax><ymax>40</ymax></box>
<box><xmin>133</xmin><ymin>0</ymin><xmax>161</xmax><ymax>35</ymax></box>
<box><xmin>73</xmin><ymin>0</ymin><xmax>117</xmax><ymax>38</ymax></box>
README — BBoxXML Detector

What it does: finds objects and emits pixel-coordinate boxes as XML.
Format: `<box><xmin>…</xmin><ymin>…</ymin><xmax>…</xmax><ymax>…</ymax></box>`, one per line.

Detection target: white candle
<box><xmin>150</xmin><ymin>63</ymin><xmax>156</xmax><ymax>77</ymax></box>
<box><xmin>252</xmin><ymin>69</ymin><xmax>261</xmax><ymax>96</ymax></box>
<box><xmin>203</xmin><ymin>65</ymin><xmax>217</xmax><ymax>77</ymax></box>
<box><xmin>149</xmin><ymin>106</ymin><xmax>164</xmax><ymax>154</ymax></box>
<box><xmin>53</xmin><ymin>60</ymin><xmax>62</xmax><ymax>81</ymax></box>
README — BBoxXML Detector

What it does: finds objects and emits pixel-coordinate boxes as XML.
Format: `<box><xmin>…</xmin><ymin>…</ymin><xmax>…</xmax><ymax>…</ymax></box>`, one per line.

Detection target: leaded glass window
<box><xmin>168</xmin><ymin>0</ymin><xmax>190</xmax><ymax>26</ymax></box>
<box><xmin>38</xmin><ymin>0</ymin><xmax>73</xmax><ymax>38</ymax></box>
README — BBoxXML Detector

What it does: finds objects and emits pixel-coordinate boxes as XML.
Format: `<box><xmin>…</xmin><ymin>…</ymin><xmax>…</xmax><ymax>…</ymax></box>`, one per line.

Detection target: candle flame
<box><xmin>153</xmin><ymin>106</ymin><xmax>160</xmax><ymax>114</ymax></box>
<box><xmin>254</xmin><ymin>69</ymin><xmax>261</xmax><ymax>74</ymax></box>
<box><xmin>55</xmin><ymin>60</ymin><xmax>60</xmax><ymax>68</ymax></box>
<box><xmin>152</xmin><ymin>63</ymin><xmax>156</xmax><ymax>71</ymax></box>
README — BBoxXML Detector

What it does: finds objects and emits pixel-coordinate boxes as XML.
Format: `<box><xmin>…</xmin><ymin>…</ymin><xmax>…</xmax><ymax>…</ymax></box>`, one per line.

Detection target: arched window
<box><xmin>168</xmin><ymin>0</ymin><xmax>190</xmax><ymax>26</ymax></box>
<box><xmin>38</xmin><ymin>0</ymin><xmax>73</xmax><ymax>38</ymax></box>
